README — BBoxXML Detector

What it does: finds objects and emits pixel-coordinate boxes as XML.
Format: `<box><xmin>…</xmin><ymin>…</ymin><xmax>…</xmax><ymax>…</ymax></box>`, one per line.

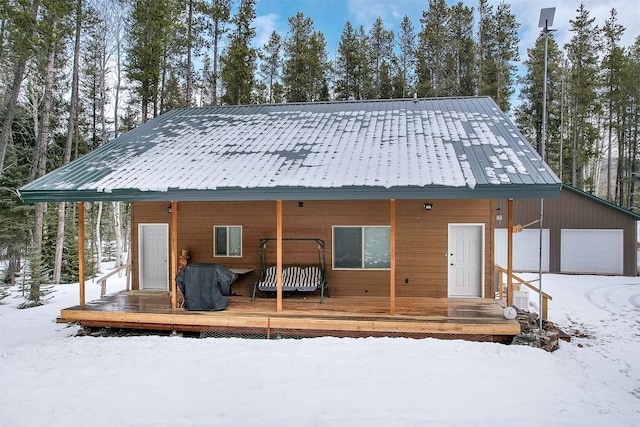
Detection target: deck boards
<box><xmin>58</xmin><ymin>291</ymin><xmax>520</xmax><ymax>339</ymax></box>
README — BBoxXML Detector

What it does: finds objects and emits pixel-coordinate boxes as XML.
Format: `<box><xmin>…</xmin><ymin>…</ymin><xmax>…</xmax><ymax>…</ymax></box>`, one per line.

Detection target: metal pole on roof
<box><xmin>538</xmin><ymin>7</ymin><xmax>556</xmax><ymax>333</ymax></box>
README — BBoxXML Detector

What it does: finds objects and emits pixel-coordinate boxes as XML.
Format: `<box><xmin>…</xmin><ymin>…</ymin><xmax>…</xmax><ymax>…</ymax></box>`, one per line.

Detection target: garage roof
<box><xmin>19</xmin><ymin>97</ymin><xmax>561</xmax><ymax>202</ymax></box>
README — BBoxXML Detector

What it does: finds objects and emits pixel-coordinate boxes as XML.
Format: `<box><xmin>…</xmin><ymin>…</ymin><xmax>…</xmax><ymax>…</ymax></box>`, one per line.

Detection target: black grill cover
<box><xmin>175</xmin><ymin>263</ymin><xmax>238</xmax><ymax>311</ymax></box>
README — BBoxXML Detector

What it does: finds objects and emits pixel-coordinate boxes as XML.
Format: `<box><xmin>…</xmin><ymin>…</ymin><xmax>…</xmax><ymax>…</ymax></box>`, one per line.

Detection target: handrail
<box><xmin>495</xmin><ymin>264</ymin><xmax>552</xmax><ymax>320</ymax></box>
<box><xmin>97</xmin><ymin>261</ymin><xmax>131</xmax><ymax>297</ymax></box>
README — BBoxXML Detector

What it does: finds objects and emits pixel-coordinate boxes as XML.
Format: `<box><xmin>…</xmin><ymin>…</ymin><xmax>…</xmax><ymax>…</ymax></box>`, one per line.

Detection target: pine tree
<box><xmin>334</xmin><ymin>21</ymin><xmax>366</xmax><ymax>100</ymax></box>
<box><xmin>622</xmin><ymin>37</ymin><xmax>640</xmax><ymax>210</ymax></box>
<box><xmin>0</xmin><ymin>108</ymin><xmax>34</xmax><ymax>286</ymax></box>
<box><xmin>0</xmin><ymin>0</ymin><xmax>39</xmax><ymax>180</ymax></box>
<box><xmin>478</xmin><ymin>1</ymin><xmax>520</xmax><ymax>111</ymax></box>
<box><xmin>220</xmin><ymin>0</ymin><xmax>256</xmax><ymax>105</ymax></box>
<box><xmin>565</xmin><ymin>3</ymin><xmax>601</xmax><ymax>190</ymax></box>
<box><xmin>516</xmin><ymin>33</ymin><xmax>562</xmax><ymax>172</ymax></box>
<box><xmin>282</xmin><ymin>12</ymin><xmax>329</xmax><ymax>102</ymax></box>
<box><xmin>259</xmin><ymin>30</ymin><xmax>283</xmax><ymax>103</ymax></box>
<box><xmin>367</xmin><ymin>17</ymin><xmax>394</xmax><ymax>99</ymax></box>
<box><xmin>202</xmin><ymin>0</ymin><xmax>231</xmax><ymax>105</ymax></box>
<box><xmin>126</xmin><ymin>0</ymin><xmax>174</xmax><ymax>122</ymax></box>
<box><xmin>416</xmin><ymin>0</ymin><xmax>448</xmax><ymax>97</ymax></box>
<box><xmin>601</xmin><ymin>8</ymin><xmax>625</xmax><ymax>202</ymax></box>
<box><xmin>445</xmin><ymin>3</ymin><xmax>476</xmax><ymax>96</ymax></box>
<box><xmin>396</xmin><ymin>15</ymin><xmax>415</xmax><ymax>98</ymax></box>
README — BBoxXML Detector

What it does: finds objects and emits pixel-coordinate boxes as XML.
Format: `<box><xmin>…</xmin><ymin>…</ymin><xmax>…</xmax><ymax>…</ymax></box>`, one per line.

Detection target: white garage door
<box><xmin>561</xmin><ymin>229</ymin><xmax>623</xmax><ymax>274</ymax></box>
<box><xmin>495</xmin><ymin>228</ymin><xmax>550</xmax><ymax>272</ymax></box>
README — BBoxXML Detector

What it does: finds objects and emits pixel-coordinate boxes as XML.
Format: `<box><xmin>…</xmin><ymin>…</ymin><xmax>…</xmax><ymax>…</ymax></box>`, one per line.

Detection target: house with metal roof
<box><xmin>19</xmin><ymin>97</ymin><xmax>561</xmax><ymax>340</ymax></box>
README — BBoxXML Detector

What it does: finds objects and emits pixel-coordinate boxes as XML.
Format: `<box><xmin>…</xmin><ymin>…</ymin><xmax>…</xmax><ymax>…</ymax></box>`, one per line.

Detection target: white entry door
<box><xmin>138</xmin><ymin>224</ymin><xmax>169</xmax><ymax>290</ymax></box>
<box><xmin>448</xmin><ymin>224</ymin><xmax>484</xmax><ymax>297</ymax></box>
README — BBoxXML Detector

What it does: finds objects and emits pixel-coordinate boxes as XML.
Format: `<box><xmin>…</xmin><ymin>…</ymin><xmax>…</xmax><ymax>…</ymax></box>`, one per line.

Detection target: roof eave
<box><xmin>18</xmin><ymin>183</ymin><xmax>562</xmax><ymax>203</ymax></box>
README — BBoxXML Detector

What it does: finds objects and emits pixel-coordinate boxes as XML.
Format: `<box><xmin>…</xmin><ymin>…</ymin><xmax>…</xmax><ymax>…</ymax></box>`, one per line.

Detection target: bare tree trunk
<box><xmin>0</xmin><ymin>1</ymin><xmax>39</xmax><ymax>179</ymax></box>
<box><xmin>112</xmin><ymin>201</ymin><xmax>123</xmax><ymax>267</ymax></box>
<box><xmin>30</xmin><ymin>19</ymin><xmax>58</xmax><ymax>303</ymax></box>
<box><xmin>54</xmin><ymin>0</ymin><xmax>82</xmax><ymax>284</ymax></box>
<box><xmin>95</xmin><ymin>202</ymin><xmax>103</xmax><ymax>274</ymax></box>
<box><xmin>114</xmin><ymin>1</ymin><xmax>124</xmax><ymax>137</ymax></box>
<box><xmin>186</xmin><ymin>0</ymin><xmax>193</xmax><ymax>106</ymax></box>
<box><xmin>212</xmin><ymin>18</ymin><xmax>220</xmax><ymax>105</ymax></box>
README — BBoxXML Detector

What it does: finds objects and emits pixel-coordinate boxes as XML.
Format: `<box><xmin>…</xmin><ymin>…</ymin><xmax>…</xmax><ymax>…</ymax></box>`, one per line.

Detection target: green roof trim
<box><xmin>562</xmin><ymin>184</ymin><xmax>640</xmax><ymax>220</ymax></box>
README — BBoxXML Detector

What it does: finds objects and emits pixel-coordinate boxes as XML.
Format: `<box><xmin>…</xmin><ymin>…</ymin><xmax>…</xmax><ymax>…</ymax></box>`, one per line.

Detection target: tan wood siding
<box><xmin>131</xmin><ymin>199</ymin><xmax>495</xmax><ymax>298</ymax></box>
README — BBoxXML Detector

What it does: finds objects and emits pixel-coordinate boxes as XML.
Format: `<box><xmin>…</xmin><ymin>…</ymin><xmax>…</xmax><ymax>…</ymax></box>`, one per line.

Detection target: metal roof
<box><xmin>18</xmin><ymin>97</ymin><xmax>561</xmax><ymax>202</ymax></box>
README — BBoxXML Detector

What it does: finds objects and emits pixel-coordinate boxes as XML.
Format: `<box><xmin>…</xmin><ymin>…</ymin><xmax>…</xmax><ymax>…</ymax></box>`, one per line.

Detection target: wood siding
<box><xmin>496</xmin><ymin>190</ymin><xmax>638</xmax><ymax>275</ymax></box>
<box><xmin>131</xmin><ymin>199</ymin><xmax>496</xmax><ymax>298</ymax></box>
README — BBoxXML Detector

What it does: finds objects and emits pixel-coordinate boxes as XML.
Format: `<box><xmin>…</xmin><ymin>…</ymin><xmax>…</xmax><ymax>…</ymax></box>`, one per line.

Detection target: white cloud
<box><xmin>255</xmin><ymin>12</ymin><xmax>280</xmax><ymax>48</ymax></box>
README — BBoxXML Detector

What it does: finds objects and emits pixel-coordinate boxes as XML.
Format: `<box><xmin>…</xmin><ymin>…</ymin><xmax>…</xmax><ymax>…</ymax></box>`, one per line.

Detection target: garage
<box><xmin>560</xmin><ymin>229</ymin><xmax>624</xmax><ymax>275</ymax></box>
<box><xmin>495</xmin><ymin>184</ymin><xmax>639</xmax><ymax>276</ymax></box>
<box><xmin>494</xmin><ymin>228</ymin><xmax>549</xmax><ymax>272</ymax></box>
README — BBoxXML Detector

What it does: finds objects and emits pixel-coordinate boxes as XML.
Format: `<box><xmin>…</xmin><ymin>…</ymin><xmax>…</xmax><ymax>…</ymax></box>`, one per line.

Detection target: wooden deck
<box><xmin>58</xmin><ymin>292</ymin><xmax>520</xmax><ymax>341</ymax></box>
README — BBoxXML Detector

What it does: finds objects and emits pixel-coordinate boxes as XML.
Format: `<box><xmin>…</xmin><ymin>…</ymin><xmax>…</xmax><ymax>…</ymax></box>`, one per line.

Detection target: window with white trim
<box><xmin>214</xmin><ymin>226</ymin><xmax>242</xmax><ymax>257</ymax></box>
<box><xmin>333</xmin><ymin>226</ymin><xmax>390</xmax><ymax>269</ymax></box>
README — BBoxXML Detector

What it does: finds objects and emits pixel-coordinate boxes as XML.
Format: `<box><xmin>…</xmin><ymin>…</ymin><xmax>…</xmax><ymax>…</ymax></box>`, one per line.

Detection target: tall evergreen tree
<box><xmin>259</xmin><ymin>30</ymin><xmax>283</xmax><ymax>103</ymax></box>
<box><xmin>565</xmin><ymin>3</ymin><xmax>601</xmax><ymax>190</ymax></box>
<box><xmin>444</xmin><ymin>3</ymin><xmax>476</xmax><ymax>96</ymax></box>
<box><xmin>621</xmin><ymin>37</ymin><xmax>640</xmax><ymax>210</ymax></box>
<box><xmin>516</xmin><ymin>33</ymin><xmax>562</xmax><ymax>172</ymax></box>
<box><xmin>416</xmin><ymin>0</ymin><xmax>448</xmax><ymax>97</ymax></box>
<box><xmin>367</xmin><ymin>17</ymin><xmax>394</xmax><ymax>99</ymax></box>
<box><xmin>126</xmin><ymin>0</ymin><xmax>174</xmax><ymax>122</ymax></box>
<box><xmin>0</xmin><ymin>0</ymin><xmax>39</xmax><ymax>179</ymax></box>
<box><xmin>600</xmin><ymin>8</ymin><xmax>625</xmax><ymax>202</ymax></box>
<box><xmin>478</xmin><ymin>1</ymin><xmax>519</xmax><ymax>111</ymax></box>
<box><xmin>334</xmin><ymin>21</ymin><xmax>366</xmax><ymax>100</ymax></box>
<box><xmin>28</xmin><ymin>0</ymin><xmax>75</xmax><ymax>305</ymax></box>
<box><xmin>282</xmin><ymin>12</ymin><xmax>329</xmax><ymax>103</ymax></box>
<box><xmin>202</xmin><ymin>0</ymin><xmax>230</xmax><ymax>105</ymax></box>
<box><xmin>220</xmin><ymin>0</ymin><xmax>256</xmax><ymax>105</ymax></box>
<box><xmin>395</xmin><ymin>15</ymin><xmax>416</xmax><ymax>98</ymax></box>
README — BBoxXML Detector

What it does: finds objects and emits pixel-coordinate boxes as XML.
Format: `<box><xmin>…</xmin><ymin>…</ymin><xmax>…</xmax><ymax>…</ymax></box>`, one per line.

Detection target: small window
<box><xmin>333</xmin><ymin>226</ymin><xmax>390</xmax><ymax>269</ymax></box>
<box><xmin>214</xmin><ymin>226</ymin><xmax>242</xmax><ymax>257</ymax></box>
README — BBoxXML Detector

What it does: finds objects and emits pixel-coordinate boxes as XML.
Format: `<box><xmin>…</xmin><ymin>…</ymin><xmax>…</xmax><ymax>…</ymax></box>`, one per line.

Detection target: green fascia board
<box><xmin>562</xmin><ymin>183</ymin><xmax>640</xmax><ymax>220</ymax></box>
<box><xmin>18</xmin><ymin>183</ymin><xmax>562</xmax><ymax>203</ymax></box>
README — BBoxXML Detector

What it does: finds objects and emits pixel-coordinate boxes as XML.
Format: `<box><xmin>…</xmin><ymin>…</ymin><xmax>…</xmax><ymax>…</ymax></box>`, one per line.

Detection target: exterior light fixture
<box><xmin>167</xmin><ymin>203</ymin><xmax>172</xmax><ymax>214</ymax></box>
<box><xmin>496</xmin><ymin>207</ymin><xmax>503</xmax><ymax>223</ymax></box>
<box><xmin>423</xmin><ymin>203</ymin><xmax>432</xmax><ymax>211</ymax></box>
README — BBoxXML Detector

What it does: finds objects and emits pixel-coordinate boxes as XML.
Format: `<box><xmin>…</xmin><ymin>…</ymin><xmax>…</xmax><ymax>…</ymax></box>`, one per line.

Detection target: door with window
<box><xmin>138</xmin><ymin>224</ymin><xmax>169</xmax><ymax>290</ymax></box>
<box><xmin>448</xmin><ymin>224</ymin><xmax>483</xmax><ymax>297</ymax></box>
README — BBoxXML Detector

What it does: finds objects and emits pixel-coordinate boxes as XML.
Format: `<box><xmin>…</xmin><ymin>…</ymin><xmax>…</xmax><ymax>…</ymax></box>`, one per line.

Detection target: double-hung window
<box><xmin>214</xmin><ymin>226</ymin><xmax>242</xmax><ymax>257</ymax></box>
<box><xmin>333</xmin><ymin>226</ymin><xmax>390</xmax><ymax>269</ymax></box>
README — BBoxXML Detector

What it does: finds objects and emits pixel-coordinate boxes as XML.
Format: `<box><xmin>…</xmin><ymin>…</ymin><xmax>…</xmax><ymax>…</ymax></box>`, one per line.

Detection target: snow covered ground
<box><xmin>1</xmin><ymin>267</ymin><xmax>639</xmax><ymax>427</ymax></box>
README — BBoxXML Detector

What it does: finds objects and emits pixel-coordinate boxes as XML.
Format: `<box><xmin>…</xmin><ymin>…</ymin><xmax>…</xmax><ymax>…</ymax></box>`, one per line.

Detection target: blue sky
<box><xmin>252</xmin><ymin>0</ymin><xmax>639</xmax><ymax>60</ymax></box>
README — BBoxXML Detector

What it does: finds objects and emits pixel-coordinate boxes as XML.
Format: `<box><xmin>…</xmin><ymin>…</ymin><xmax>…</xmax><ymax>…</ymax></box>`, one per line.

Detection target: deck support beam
<box><xmin>170</xmin><ymin>200</ymin><xmax>178</xmax><ymax>309</ymax></box>
<box><xmin>78</xmin><ymin>202</ymin><xmax>85</xmax><ymax>307</ymax></box>
<box><xmin>390</xmin><ymin>199</ymin><xmax>396</xmax><ymax>316</ymax></box>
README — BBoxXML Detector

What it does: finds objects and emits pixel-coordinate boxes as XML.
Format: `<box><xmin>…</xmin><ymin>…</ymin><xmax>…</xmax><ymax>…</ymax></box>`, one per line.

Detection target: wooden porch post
<box><xmin>170</xmin><ymin>200</ymin><xmax>178</xmax><ymax>309</ymax></box>
<box><xmin>390</xmin><ymin>199</ymin><xmax>396</xmax><ymax>316</ymax></box>
<box><xmin>507</xmin><ymin>198</ymin><xmax>514</xmax><ymax>307</ymax></box>
<box><xmin>78</xmin><ymin>202</ymin><xmax>85</xmax><ymax>307</ymax></box>
<box><xmin>276</xmin><ymin>200</ymin><xmax>283</xmax><ymax>312</ymax></box>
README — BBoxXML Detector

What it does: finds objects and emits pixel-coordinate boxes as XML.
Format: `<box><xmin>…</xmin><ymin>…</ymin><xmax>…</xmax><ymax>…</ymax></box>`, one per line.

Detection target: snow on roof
<box><xmin>19</xmin><ymin>97</ymin><xmax>560</xmax><ymax>202</ymax></box>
